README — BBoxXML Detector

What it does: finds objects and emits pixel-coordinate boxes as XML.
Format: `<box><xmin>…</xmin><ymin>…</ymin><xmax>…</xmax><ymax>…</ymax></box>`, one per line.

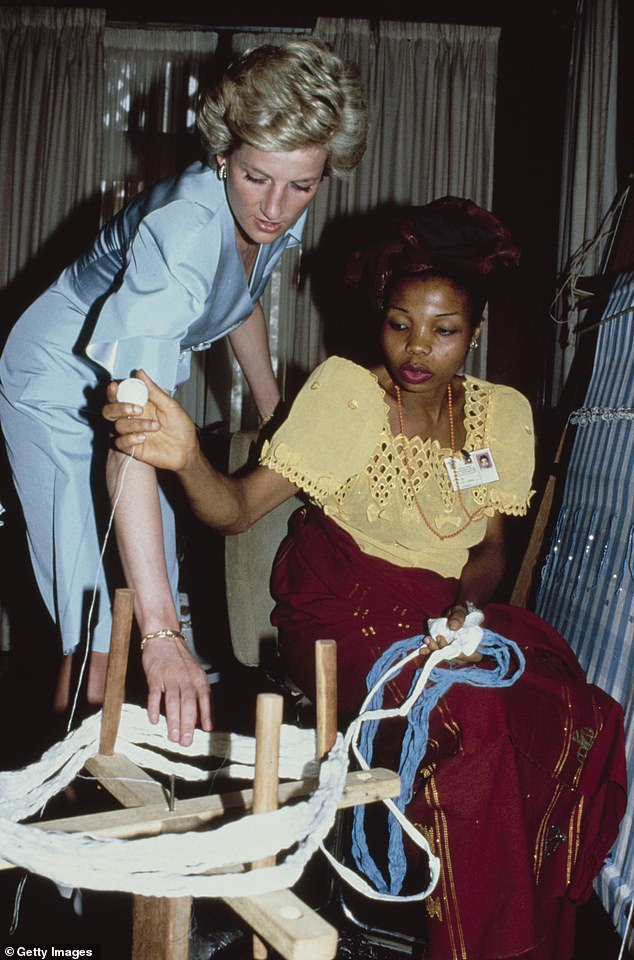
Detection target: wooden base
<box><xmin>230</xmin><ymin>889</ymin><xmax>338</xmax><ymax>960</ymax></box>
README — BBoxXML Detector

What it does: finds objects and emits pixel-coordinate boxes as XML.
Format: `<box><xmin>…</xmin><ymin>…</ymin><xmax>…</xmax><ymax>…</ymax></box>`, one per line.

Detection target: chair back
<box><xmin>224</xmin><ymin>431</ymin><xmax>303</xmax><ymax>667</ymax></box>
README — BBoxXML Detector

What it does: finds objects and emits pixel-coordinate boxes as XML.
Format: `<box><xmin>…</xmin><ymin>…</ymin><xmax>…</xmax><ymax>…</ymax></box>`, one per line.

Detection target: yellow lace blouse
<box><xmin>260</xmin><ymin>356</ymin><xmax>535</xmax><ymax>578</ymax></box>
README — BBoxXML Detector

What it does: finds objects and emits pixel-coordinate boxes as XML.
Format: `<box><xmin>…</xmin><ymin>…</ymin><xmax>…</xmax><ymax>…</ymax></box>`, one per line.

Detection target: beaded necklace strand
<box><xmin>394</xmin><ymin>382</ymin><xmax>485</xmax><ymax>541</ymax></box>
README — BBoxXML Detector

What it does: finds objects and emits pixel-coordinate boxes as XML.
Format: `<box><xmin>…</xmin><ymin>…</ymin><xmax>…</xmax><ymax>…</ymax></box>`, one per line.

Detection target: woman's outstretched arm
<box><xmin>106</xmin><ymin>447</ymin><xmax>212</xmax><ymax>745</ymax></box>
<box><xmin>104</xmin><ymin>369</ymin><xmax>299</xmax><ymax>533</ymax></box>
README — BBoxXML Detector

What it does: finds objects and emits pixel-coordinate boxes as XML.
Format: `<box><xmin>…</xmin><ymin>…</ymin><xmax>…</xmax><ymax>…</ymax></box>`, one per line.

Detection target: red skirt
<box><xmin>271</xmin><ymin>506</ymin><xmax>627</xmax><ymax>960</ymax></box>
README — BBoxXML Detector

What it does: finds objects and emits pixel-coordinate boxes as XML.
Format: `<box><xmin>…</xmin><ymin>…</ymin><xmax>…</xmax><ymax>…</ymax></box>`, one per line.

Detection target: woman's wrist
<box><xmin>140</xmin><ymin>627</ymin><xmax>187</xmax><ymax>652</ymax></box>
<box><xmin>176</xmin><ymin>441</ymin><xmax>206</xmax><ymax>480</ymax></box>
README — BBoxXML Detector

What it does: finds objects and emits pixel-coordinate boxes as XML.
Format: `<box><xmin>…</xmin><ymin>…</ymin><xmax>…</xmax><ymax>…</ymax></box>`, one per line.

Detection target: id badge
<box><xmin>444</xmin><ymin>447</ymin><xmax>499</xmax><ymax>490</ymax></box>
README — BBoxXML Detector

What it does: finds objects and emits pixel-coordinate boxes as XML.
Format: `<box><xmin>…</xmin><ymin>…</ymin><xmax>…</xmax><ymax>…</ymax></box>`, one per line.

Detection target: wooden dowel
<box><xmin>132</xmin><ymin>896</ymin><xmax>190</xmax><ymax>960</ymax></box>
<box><xmin>510</xmin><ymin>425</ymin><xmax>568</xmax><ymax>609</ymax></box>
<box><xmin>315</xmin><ymin>639</ymin><xmax>338</xmax><ymax>760</ymax></box>
<box><xmin>252</xmin><ymin>692</ymin><xmax>284</xmax><ymax>959</ymax></box>
<box><xmin>252</xmin><ymin>692</ymin><xmax>284</xmax><ymax>850</ymax></box>
<box><xmin>99</xmin><ymin>587</ymin><xmax>135</xmax><ymax>755</ymax></box>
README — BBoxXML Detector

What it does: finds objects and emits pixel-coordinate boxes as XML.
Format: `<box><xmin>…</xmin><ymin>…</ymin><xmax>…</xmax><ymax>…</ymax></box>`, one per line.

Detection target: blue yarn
<box><xmin>350</xmin><ymin>629</ymin><xmax>526</xmax><ymax>895</ymax></box>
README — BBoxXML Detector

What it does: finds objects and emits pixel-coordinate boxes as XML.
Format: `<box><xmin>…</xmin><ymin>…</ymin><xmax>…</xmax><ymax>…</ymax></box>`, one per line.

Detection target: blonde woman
<box><xmin>0</xmin><ymin>39</ymin><xmax>367</xmax><ymax>744</ymax></box>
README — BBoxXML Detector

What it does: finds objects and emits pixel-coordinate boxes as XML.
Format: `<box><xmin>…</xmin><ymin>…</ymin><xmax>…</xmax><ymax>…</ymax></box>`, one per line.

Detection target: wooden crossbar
<box><xmin>0</xmin><ymin>764</ymin><xmax>399</xmax><ymax>858</ymax></box>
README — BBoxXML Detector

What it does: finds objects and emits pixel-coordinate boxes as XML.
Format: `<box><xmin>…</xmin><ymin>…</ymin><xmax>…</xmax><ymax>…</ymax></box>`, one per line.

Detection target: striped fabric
<box><xmin>536</xmin><ymin>268</ymin><xmax>634</xmax><ymax>939</ymax></box>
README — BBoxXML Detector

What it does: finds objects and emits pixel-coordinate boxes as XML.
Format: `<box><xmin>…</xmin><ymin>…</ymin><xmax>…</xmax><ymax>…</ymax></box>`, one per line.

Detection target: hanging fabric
<box><xmin>536</xmin><ymin>268</ymin><xmax>634</xmax><ymax>941</ymax></box>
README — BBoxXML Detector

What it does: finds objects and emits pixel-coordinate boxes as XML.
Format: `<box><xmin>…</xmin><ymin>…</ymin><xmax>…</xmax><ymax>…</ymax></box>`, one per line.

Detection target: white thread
<box><xmin>1</xmin><ymin>704</ymin><xmax>348</xmax><ymax>899</ymax></box>
<box><xmin>3</xmin><ymin>641</ymin><xmax>472</xmax><ymax>906</ymax></box>
<box><xmin>351</xmin><ymin>614</ymin><xmax>483</xmax><ymax>727</ymax></box>
<box><xmin>321</xmin><ymin>618</ymin><xmax>488</xmax><ymax>902</ymax></box>
<box><xmin>617</xmin><ymin>898</ymin><xmax>634</xmax><ymax>960</ymax></box>
<box><xmin>68</xmin><ymin>450</ymin><xmax>136</xmax><ymax>732</ymax></box>
<box><xmin>9</xmin><ymin>873</ymin><xmax>27</xmax><ymax>935</ymax></box>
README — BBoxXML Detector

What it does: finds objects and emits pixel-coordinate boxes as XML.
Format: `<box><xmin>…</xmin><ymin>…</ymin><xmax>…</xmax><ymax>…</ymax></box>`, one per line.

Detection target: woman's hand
<box><xmin>422</xmin><ymin>604</ymin><xmax>484</xmax><ymax>664</ymax></box>
<box><xmin>420</xmin><ymin>631</ymin><xmax>483</xmax><ymax>665</ymax></box>
<box><xmin>142</xmin><ymin>633</ymin><xmax>213</xmax><ymax>744</ymax></box>
<box><xmin>103</xmin><ymin>370</ymin><xmax>198</xmax><ymax>473</ymax></box>
<box><xmin>445</xmin><ymin>603</ymin><xmax>470</xmax><ymax>632</ymax></box>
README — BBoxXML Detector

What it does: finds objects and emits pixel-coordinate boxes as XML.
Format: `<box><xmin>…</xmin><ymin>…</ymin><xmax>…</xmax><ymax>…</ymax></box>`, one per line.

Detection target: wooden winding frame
<box><xmin>1</xmin><ymin>589</ymin><xmax>401</xmax><ymax>960</ymax></box>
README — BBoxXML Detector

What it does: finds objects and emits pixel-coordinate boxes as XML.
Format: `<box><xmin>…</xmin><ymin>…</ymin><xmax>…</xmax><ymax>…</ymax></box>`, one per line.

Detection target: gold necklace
<box><xmin>394</xmin><ymin>382</ymin><xmax>485</xmax><ymax>541</ymax></box>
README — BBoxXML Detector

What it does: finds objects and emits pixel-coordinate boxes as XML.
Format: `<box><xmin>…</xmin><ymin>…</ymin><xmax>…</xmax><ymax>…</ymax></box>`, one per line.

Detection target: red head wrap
<box><xmin>346</xmin><ymin>196</ymin><xmax>521</xmax><ymax>313</ymax></box>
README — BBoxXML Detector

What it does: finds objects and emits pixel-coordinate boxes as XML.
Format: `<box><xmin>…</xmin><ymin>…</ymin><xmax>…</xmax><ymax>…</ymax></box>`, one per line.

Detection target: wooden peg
<box><xmin>252</xmin><ymin>692</ymin><xmax>284</xmax><ymax>959</ymax></box>
<box><xmin>99</xmin><ymin>587</ymin><xmax>135</xmax><ymax>755</ymax></box>
<box><xmin>315</xmin><ymin>640</ymin><xmax>338</xmax><ymax>760</ymax></box>
<box><xmin>253</xmin><ymin>692</ymin><xmax>284</xmax><ymax>825</ymax></box>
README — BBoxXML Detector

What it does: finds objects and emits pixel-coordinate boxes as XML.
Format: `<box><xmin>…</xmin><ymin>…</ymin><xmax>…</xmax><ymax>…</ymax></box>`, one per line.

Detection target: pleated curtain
<box><xmin>549</xmin><ymin>0</ymin><xmax>619</xmax><ymax>403</ymax></box>
<box><xmin>0</xmin><ymin>7</ymin><xmax>105</xmax><ymax>315</ymax></box>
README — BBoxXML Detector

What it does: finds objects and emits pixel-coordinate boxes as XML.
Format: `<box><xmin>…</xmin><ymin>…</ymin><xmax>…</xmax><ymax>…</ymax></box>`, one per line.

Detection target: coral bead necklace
<box><xmin>394</xmin><ymin>382</ymin><xmax>485</xmax><ymax>540</ymax></box>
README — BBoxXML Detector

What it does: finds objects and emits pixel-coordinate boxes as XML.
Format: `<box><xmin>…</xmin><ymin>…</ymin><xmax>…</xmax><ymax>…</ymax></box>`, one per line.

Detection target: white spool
<box><xmin>116</xmin><ymin>377</ymin><xmax>149</xmax><ymax>406</ymax></box>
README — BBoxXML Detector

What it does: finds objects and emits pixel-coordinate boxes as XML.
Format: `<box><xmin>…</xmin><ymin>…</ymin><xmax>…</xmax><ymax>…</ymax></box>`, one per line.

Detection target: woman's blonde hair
<box><xmin>196</xmin><ymin>39</ymin><xmax>368</xmax><ymax>177</ymax></box>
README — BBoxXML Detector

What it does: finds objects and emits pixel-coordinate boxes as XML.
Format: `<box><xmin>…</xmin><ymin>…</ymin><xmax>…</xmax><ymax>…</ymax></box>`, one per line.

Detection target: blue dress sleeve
<box><xmin>84</xmin><ymin>199</ymin><xmax>224</xmax><ymax>392</ymax></box>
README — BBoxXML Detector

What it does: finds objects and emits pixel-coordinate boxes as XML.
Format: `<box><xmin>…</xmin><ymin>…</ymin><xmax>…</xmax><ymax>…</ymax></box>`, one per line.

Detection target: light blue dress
<box><xmin>0</xmin><ymin>161</ymin><xmax>306</xmax><ymax>654</ymax></box>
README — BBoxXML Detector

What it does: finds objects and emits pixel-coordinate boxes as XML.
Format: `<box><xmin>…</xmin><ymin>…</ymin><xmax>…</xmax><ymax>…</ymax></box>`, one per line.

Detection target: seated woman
<box><xmin>104</xmin><ymin>197</ymin><xmax>626</xmax><ymax>960</ymax></box>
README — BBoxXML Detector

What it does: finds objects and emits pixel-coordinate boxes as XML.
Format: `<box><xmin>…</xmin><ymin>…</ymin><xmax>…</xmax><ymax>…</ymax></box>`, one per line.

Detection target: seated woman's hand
<box><xmin>420</xmin><ymin>631</ymin><xmax>483</xmax><ymax>664</ymax></box>
<box><xmin>103</xmin><ymin>370</ymin><xmax>199</xmax><ymax>473</ymax></box>
<box><xmin>422</xmin><ymin>605</ymin><xmax>484</xmax><ymax>665</ymax></box>
<box><xmin>141</xmin><ymin>633</ymin><xmax>213</xmax><ymax>745</ymax></box>
<box><xmin>445</xmin><ymin>603</ymin><xmax>471</xmax><ymax>633</ymax></box>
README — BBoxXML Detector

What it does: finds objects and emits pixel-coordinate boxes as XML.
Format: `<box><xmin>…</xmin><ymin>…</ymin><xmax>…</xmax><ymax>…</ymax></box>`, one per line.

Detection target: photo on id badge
<box><xmin>444</xmin><ymin>447</ymin><xmax>499</xmax><ymax>490</ymax></box>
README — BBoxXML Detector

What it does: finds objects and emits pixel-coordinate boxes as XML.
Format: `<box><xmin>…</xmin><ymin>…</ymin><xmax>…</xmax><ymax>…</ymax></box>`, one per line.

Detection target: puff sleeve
<box><xmin>485</xmin><ymin>384</ymin><xmax>535</xmax><ymax>515</ymax></box>
<box><xmin>260</xmin><ymin>356</ymin><xmax>386</xmax><ymax>501</ymax></box>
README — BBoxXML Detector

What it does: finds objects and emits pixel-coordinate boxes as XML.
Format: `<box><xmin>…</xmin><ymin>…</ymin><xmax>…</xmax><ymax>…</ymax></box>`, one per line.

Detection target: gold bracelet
<box><xmin>141</xmin><ymin>628</ymin><xmax>186</xmax><ymax>652</ymax></box>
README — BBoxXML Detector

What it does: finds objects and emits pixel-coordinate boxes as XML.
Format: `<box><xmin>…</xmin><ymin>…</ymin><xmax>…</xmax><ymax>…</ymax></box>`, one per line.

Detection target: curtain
<box><xmin>100</xmin><ymin>28</ymin><xmax>218</xmax><ymax>219</ymax></box>
<box><xmin>549</xmin><ymin>0</ymin><xmax>619</xmax><ymax>403</ymax></box>
<box><xmin>0</xmin><ymin>6</ymin><xmax>106</xmax><ymax>653</ymax></box>
<box><xmin>0</xmin><ymin>7</ymin><xmax>105</xmax><ymax>329</ymax></box>
<box><xmin>201</xmin><ymin>18</ymin><xmax>500</xmax><ymax>430</ymax></box>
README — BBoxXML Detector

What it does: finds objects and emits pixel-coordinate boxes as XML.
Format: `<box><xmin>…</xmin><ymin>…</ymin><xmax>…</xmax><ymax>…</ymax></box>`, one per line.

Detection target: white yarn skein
<box><xmin>0</xmin><ymin>704</ymin><xmax>349</xmax><ymax>899</ymax></box>
<box><xmin>116</xmin><ymin>377</ymin><xmax>149</xmax><ymax>406</ymax></box>
<box><xmin>330</xmin><ymin>615</ymin><xmax>486</xmax><ymax>903</ymax></box>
